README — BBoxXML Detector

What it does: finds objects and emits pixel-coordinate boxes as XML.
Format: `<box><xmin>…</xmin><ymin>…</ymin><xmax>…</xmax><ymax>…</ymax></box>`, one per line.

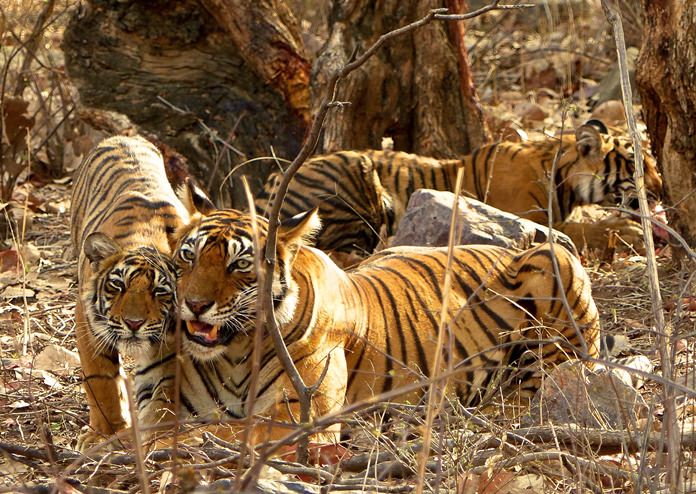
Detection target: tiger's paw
<box><xmin>596</xmin><ymin>217</ymin><xmax>645</xmax><ymax>253</ymax></box>
<box><xmin>562</xmin><ymin>218</ymin><xmax>645</xmax><ymax>254</ymax></box>
<box><xmin>76</xmin><ymin>428</ymin><xmax>127</xmax><ymax>453</ymax></box>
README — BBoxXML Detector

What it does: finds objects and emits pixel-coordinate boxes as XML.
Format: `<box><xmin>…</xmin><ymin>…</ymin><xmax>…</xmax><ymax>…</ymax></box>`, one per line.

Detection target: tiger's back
<box><xmin>255</xmin><ymin>150</ymin><xmax>395</xmax><ymax>256</ymax></box>
<box><xmin>343</xmin><ymin>243</ymin><xmax>601</xmax><ymax>405</ymax></box>
<box><xmin>256</xmin><ymin>122</ymin><xmax>662</xmax><ymax>259</ymax></box>
<box><xmin>71</xmin><ymin>135</ymin><xmax>187</xmax><ymax>256</ymax></box>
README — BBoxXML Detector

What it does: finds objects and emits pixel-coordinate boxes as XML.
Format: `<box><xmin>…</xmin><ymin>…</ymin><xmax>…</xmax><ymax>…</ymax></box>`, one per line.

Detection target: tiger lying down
<box><xmin>256</xmin><ymin>119</ymin><xmax>664</xmax><ymax>261</ymax></box>
<box><xmin>71</xmin><ymin>136</ymin><xmax>189</xmax><ymax>451</ymax></box>
<box><xmin>134</xmin><ymin>180</ymin><xmax>604</xmax><ymax>448</ymax></box>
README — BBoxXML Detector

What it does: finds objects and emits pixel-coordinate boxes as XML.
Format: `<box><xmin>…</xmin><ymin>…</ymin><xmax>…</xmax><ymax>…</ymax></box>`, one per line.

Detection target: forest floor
<box><xmin>2</xmin><ymin>1</ymin><xmax>696</xmax><ymax>493</ymax></box>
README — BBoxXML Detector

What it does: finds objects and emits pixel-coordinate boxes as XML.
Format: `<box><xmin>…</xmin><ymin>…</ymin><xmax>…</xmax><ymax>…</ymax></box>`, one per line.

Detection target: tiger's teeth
<box><xmin>186</xmin><ymin>321</ymin><xmax>221</xmax><ymax>343</ymax></box>
<box><xmin>208</xmin><ymin>325</ymin><xmax>219</xmax><ymax>341</ymax></box>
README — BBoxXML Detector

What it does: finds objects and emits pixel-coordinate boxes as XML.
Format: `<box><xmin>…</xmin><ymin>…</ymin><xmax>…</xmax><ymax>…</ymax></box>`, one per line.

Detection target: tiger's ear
<box><xmin>178</xmin><ymin>177</ymin><xmax>216</xmax><ymax>216</ymax></box>
<box><xmin>278</xmin><ymin>208</ymin><xmax>322</xmax><ymax>253</ymax></box>
<box><xmin>84</xmin><ymin>232</ymin><xmax>122</xmax><ymax>265</ymax></box>
<box><xmin>575</xmin><ymin>122</ymin><xmax>605</xmax><ymax>158</ymax></box>
<box><xmin>584</xmin><ymin>119</ymin><xmax>609</xmax><ymax>135</ymax></box>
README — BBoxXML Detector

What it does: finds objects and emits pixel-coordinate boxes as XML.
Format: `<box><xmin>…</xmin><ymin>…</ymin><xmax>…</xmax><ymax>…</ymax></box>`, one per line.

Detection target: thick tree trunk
<box><xmin>637</xmin><ymin>1</ymin><xmax>696</xmax><ymax>247</ymax></box>
<box><xmin>63</xmin><ymin>0</ymin><xmax>488</xmax><ymax>205</ymax></box>
<box><xmin>311</xmin><ymin>0</ymin><xmax>488</xmax><ymax>157</ymax></box>
<box><xmin>62</xmin><ymin>0</ymin><xmax>308</xmax><ymax>206</ymax></box>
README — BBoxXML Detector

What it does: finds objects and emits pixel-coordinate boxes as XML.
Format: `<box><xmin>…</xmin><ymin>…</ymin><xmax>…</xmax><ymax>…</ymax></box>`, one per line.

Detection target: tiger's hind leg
<box><xmin>75</xmin><ymin>299</ymin><xmax>128</xmax><ymax>452</ymax></box>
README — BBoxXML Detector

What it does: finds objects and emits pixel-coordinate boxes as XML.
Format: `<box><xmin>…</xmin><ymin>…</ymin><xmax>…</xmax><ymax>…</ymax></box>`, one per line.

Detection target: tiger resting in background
<box><xmin>134</xmin><ymin>181</ymin><xmax>603</xmax><ymax>446</ymax></box>
<box><xmin>70</xmin><ymin>136</ymin><xmax>188</xmax><ymax>451</ymax></box>
<box><xmin>256</xmin><ymin>120</ymin><xmax>662</xmax><ymax>261</ymax></box>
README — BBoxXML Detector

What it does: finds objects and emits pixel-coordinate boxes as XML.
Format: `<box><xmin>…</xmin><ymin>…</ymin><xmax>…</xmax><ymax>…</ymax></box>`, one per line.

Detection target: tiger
<box><xmin>256</xmin><ymin>119</ymin><xmax>662</xmax><ymax>260</ymax></box>
<box><xmin>134</xmin><ymin>181</ymin><xmax>602</xmax><ymax>447</ymax></box>
<box><xmin>70</xmin><ymin>135</ymin><xmax>189</xmax><ymax>451</ymax></box>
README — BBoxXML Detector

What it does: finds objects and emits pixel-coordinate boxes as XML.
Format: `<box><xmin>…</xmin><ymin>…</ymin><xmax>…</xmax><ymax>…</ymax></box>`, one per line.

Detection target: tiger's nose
<box><xmin>186</xmin><ymin>299</ymin><xmax>213</xmax><ymax>316</ymax></box>
<box><xmin>124</xmin><ymin>318</ymin><xmax>145</xmax><ymax>331</ymax></box>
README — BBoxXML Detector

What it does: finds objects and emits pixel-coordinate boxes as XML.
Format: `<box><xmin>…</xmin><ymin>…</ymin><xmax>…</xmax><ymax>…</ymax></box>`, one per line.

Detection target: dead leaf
<box><xmin>0</xmin><ymin>248</ymin><xmax>20</xmax><ymax>274</ymax></box>
<box><xmin>2</xmin><ymin>97</ymin><xmax>35</xmax><ymax>149</ymax></box>
<box><xmin>1</xmin><ymin>97</ymin><xmax>35</xmax><ymax>187</ymax></box>
<box><xmin>9</xmin><ymin>400</ymin><xmax>31</xmax><ymax>409</ymax></box>
<box><xmin>34</xmin><ymin>344</ymin><xmax>80</xmax><ymax>376</ymax></box>
<box><xmin>39</xmin><ymin>369</ymin><xmax>63</xmax><ymax>389</ymax></box>
<box><xmin>0</xmin><ymin>285</ymin><xmax>36</xmax><ymax>300</ymax></box>
<box><xmin>458</xmin><ymin>471</ymin><xmax>545</xmax><ymax>494</ymax></box>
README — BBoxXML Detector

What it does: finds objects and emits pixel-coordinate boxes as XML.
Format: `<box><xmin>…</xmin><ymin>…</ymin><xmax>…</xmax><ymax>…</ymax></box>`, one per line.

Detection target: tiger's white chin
<box><xmin>116</xmin><ymin>338</ymin><xmax>153</xmax><ymax>358</ymax></box>
<box><xmin>183</xmin><ymin>338</ymin><xmax>227</xmax><ymax>362</ymax></box>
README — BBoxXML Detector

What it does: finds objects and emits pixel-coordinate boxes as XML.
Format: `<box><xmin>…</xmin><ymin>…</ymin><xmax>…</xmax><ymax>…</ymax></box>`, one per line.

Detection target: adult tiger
<box><xmin>256</xmin><ymin>120</ymin><xmax>662</xmax><ymax>259</ymax></box>
<box><xmin>70</xmin><ymin>136</ymin><xmax>188</xmax><ymax>451</ymax></box>
<box><xmin>135</xmin><ymin>184</ymin><xmax>602</xmax><ymax>445</ymax></box>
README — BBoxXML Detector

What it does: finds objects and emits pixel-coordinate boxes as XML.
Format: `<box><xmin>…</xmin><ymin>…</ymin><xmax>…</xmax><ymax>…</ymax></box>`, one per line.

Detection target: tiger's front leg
<box><xmin>247</xmin><ymin>344</ymin><xmax>348</xmax><ymax>462</ymax></box>
<box><xmin>75</xmin><ymin>299</ymin><xmax>128</xmax><ymax>452</ymax></box>
<box><xmin>557</xmin><ymin>217</ymin><xmax>644</xmax><ymax>254</ymax></box>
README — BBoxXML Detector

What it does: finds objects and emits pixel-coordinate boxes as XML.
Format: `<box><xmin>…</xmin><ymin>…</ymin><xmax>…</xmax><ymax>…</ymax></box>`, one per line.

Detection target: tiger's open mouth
<box><xmin>185</xmin><ymin>320</ymin><xmax>223</xmax><ymax>346</ymax></box>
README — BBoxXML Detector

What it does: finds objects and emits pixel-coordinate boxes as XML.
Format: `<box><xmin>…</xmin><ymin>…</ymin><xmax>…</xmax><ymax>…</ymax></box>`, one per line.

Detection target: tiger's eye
<box><xmin>235</xmin><ymin>259</ymin><xmax>251</xmax><ymax>270</ymax></box>
<box><xmin>108</xmin><ymin>279</ymin><xmax>125</xmax><ymax>292</ymax></box>
<box><xmin>180</xmin><ymin>248</ymin><xmax>195</xmax><ymax>263</ymax></box>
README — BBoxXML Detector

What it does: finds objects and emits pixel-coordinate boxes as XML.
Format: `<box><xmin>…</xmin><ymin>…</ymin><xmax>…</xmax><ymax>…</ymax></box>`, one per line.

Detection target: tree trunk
<box><xmin>62</xmin><ymin>0</ymin><xmax>488</xmax><ymax>205</ymax></box>
<box><xmin>62</xmin><ymin>0</ymin><xmax>309</xmax><ymax>206</ymax></box>
<box><xmin>636</xmin><ymin>1</ymin><xmax>696</xmax><ymax>247</ymax></box>
<box><xmin>311</xmin><ymin>0</ymin><xmax>488</xmax><ymax>157</ymax></box>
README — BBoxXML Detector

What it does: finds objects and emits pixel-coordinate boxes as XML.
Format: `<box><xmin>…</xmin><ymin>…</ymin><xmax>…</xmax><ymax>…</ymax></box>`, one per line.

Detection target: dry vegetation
<box><xmin>1</xmin><ymin>0</ymin><xmax>696</xmax><ymax>492</ymax></box>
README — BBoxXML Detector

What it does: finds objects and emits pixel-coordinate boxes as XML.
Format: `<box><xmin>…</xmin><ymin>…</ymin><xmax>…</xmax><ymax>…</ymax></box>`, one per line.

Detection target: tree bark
<box><xmin>311</xmin><ymin>0</ymin><xmax>488</xmax><ymax>157</ymax></box>
<box><xmin>636</xmin><ymin>1</ymin><xmax>696</xmax><ymax>247</ymax></box>
<box><xmin>62</xmin><ymin>0</ymin><xmax>308</xmax><ymax>206</ymax></box>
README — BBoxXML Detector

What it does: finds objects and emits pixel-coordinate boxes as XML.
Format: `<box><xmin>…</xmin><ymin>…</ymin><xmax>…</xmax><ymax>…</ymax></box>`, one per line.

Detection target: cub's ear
<box><xmin>575</xmin><ymin>121</ymin><xmax>605</xmax><ymax>158</ymax></box>
<box><xmin>278</xmin><ymin>208</ymin><xmax>322</xmax><ymax>253</ymax></box>
<box><xmin>84</xmin><ymin>232</ymin><xmax>122</xmax><ymax>264</ymax></box>
<box><xmin>178</xmin><ymin>177</ymin><xmax>216</xmax><ymax>216</ymax></box>
<box><xmin>583</xmin><ymin>119</ymin><xmax>609</xmax><ymax>135</ymax></box>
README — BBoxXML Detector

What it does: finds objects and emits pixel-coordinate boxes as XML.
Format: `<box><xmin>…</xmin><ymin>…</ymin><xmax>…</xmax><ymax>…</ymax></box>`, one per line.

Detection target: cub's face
<box><xmin>572</xmin><ymin>121</ymin><xmax>663</xmax><ymax>211</ymax></box>
<box><xmin>83</xmin><ymin>233</ymin><xmax>177</xmax><ymax>356</ymax></box>
<box><xmin>601</xmin><ymin>137</ymin><xmax>662</xmax><ymax>210</ymax></box>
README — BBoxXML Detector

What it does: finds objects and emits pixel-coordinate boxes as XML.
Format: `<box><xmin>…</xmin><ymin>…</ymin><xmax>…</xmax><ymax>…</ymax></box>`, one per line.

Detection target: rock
<box><xmin>591</xmin><ymin>100</ymin><xmax>626</xmax><ymax>126</ymax></box>
<box><xmin>390</xmin><ymin>189</ymin><xmax>577</xmax><ymax>255</ymax></box>
<box><xmin>517</xmin><ymin>101</ymin><xmax>548</xmax><ymax>123</ymax></box>
<box><xmin>524</xmin><ymin>361</ymin><xmax>648</xmax><ymax>429</ymax></box>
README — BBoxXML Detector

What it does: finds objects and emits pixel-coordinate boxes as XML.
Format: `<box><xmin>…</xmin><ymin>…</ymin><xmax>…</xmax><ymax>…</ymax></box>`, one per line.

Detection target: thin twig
<box><xmin>415</xmin><ymin>168</ymin><xmax>465</xmax><ymax>494</ymax></box>
<box><xmin>254</xmin><ymin>5</ymin><xmax>451</xmax><ymax>472</ymax></box>
<box><xmin>235</xmin><ymin>176</ymin><xmax>265</xmax><ymax>490</ymax></box>
<box><xmin>434</xmin><ymin>1</ymin><xmax>534</xmax><ymax>20</ymax></box>
<box><xmin>601</xmin><ymin>1</ymin><xmax>679</xmax><ymax>492</ymax></box>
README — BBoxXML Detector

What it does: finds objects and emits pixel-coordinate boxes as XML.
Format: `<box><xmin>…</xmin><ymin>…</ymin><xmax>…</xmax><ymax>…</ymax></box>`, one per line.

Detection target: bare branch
<box><xmin>601</xmin><ymin>1</ymin><xmax>679</xmax><ymax>491</ymax></box>
<box><xmin>434</xmin><ymin>1</ymin><xmax>534</xmax><ymax>20</ymax></box>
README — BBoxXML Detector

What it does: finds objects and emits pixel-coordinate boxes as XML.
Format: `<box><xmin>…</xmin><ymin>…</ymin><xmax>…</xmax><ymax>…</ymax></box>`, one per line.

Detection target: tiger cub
<box><xmin>256</xmin><ymin>120</ymin><xmax>662</xmax><ymax>259</ymax></box>
<box><xmin>134</xmin><ymin>184</ymin><xmax>601</xmax><ymax>446</ymax></box>
<box><xmin>70</xmin><ymin>136</ymin><xmax>188</xmax><ymax>451</ymax></box>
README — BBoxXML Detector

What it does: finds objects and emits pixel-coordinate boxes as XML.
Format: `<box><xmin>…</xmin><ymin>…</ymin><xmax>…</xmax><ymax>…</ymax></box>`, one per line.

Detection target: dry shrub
<box><xmin>1</xmin><ymin>0</ymin><xmax>80</xmax><ymax>204</ymax></box>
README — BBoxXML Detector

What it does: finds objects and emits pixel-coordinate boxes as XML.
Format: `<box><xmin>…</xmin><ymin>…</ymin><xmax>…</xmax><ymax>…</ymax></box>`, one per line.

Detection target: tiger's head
<box><xmin>82</xmin><ymin>233</ymin><xmax>178</xmax><ymax>356</ymax></box>
<box><xmin>569</xmin><ymin>119</ymin><xmax>662</xmax><ymax>212</ymax></box>
<box><xmin>173</xmin><ymin>180</ymin><xmax>321</xmax><ymax>362</ymax></box>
